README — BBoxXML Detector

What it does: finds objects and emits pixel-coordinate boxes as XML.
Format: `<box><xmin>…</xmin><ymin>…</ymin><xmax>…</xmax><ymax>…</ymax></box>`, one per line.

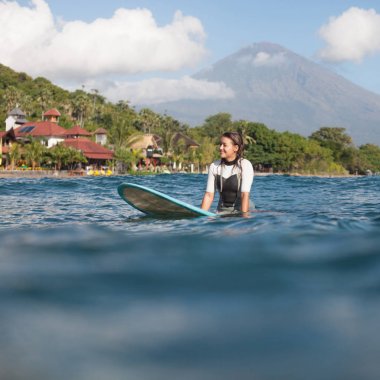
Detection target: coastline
<box><xmin>0</xmin><ymin>170</ymin><xmax>361</xmax><ymax>179</ymax></box>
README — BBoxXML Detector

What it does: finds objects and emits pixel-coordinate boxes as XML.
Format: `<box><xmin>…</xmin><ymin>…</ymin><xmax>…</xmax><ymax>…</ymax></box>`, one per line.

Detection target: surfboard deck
<box><xmin>118</xmin><ymin>183</ymin><xmax>216</xmax><ymax>218</ymax></box>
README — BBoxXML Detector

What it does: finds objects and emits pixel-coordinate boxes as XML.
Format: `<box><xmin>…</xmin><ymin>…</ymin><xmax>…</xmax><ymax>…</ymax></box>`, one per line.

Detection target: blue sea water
<box><xmin>0</xmin><ymin>174</ymin><xmax>379</xmax><ymax>380</ymax></box>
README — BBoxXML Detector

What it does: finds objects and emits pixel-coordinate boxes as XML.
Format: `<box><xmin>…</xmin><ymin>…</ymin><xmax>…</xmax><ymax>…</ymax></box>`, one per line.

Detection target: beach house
<box><xmin>2</xmin><ymin>108</ymin><xmax>113</xmax><ymax>169</ymax></box>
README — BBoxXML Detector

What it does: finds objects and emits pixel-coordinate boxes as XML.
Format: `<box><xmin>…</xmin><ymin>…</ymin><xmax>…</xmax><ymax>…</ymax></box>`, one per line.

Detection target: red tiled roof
<box><xmin>43</xmin><ymin>108</ymin><xmax>61</xmax><ymax>117</ymax></box>
<box><xmin>14</xmin><ymin>122</ymin><xmax>67</xmax><ymax>137</ymax></box>
<box><xmin>63</xmin><ymin>138</ymin><xmax>113</xmax><ymax>160</ymax></box>
<box><xmin>66</xmin><ymin>125</ymin><xmax>91</xmax><ymax>136</ymax></box>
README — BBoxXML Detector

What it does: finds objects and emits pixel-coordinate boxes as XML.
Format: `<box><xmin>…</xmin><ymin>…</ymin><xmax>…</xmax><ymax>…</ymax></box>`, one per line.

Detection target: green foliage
<box><xmin>201</xmin><ymin>113</ymin><xmax>233</xmax><ymax>139</ymax></box>
<box><xmin>114</xmin><ymin>147</ymin><xmax>143</xmax><ymax>173</ymax></box>
<box><xmin>358</xmin><ymin>144</ymin><xmax>380</xmax><ymax>173</ymax></box>
<box><xmin>23</xmin><ymin>138</ymin><xmax>47</xmax><ymax>169</ymax></box>
<box><xmin>7</xmin><ymin>142</ymin><xmax>21</xmax><ymax>170</ymax></box>
<box><xmin>196</xmin><ymin>137</ymin><xmax>219</xmax><ymax>168</ymax></box>
<box><xmin>310</xmin><ymin>127</ymin><xmax>353</xmax><ymax>161</ymax></box>
<box><xmin>65</xmin><ymin>147</ymin><xmax>87</xmax><ymax>170</ymax></box>
<box><xmin>47</xmin><ymin>143</ymin><xmax>87</xmax><ymax>170</ymax></box>
<box><xmin>1</xmin><ymin>63</ymin><xmax>379</xmax><ymax>175</ymax></box>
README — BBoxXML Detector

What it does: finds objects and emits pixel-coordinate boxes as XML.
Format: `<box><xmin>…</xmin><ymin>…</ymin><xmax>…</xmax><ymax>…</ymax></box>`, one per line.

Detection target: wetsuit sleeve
<box><xmin>241</xmin><ymin>160</ymin><xmax>254</xmax><ymax>192</ymax></box>
<box><xmin>206</xmin><ymin>163</ymin><xmax>216</xmax><ymax>193</ymax></box>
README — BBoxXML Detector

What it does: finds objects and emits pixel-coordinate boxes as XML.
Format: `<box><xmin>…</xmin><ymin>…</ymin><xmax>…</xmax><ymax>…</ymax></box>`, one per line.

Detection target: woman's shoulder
<box><xmin>240</xmin><ymin>158</ymin><xmax>253</xmax><ymax>168</ymax></box>
<box><xmin>210</xmin><ymin>160</ymin><xmax>222</xmax><ymax>168</ymax></box>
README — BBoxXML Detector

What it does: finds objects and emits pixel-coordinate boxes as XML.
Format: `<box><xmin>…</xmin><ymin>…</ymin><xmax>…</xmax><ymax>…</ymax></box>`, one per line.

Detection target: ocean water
<box><xmin>0</xmin><ymin>174</ymin><xmax>379</xmax><ymax>380</ymax></box>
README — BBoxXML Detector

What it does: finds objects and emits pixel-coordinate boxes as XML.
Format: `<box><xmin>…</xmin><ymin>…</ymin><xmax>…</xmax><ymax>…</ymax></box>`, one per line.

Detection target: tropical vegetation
<box><xmin>1</xmin><ymin>63</ymin><xmax>379</xmax><ymax>175</ymax></box>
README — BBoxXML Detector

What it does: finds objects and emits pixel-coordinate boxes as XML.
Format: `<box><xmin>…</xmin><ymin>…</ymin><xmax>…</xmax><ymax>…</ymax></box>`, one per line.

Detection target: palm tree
<box><xmin>197</xmin><ymin>137</ymin><xmax>218</xmax><ymax>172</ymax></box>
<box><xmin>3</xmin><ymin>86</ymin><xmax>22</xmax><ymax>112</ymax></box>
<box><xmin>71</xmin><ymin>92</ymin><xmax>91</xmax><ymax>127</ymax></box>
<box><xmin>49</xmin><ymin>143</ymin><xmax>69</xmax><ymax>170</ymax></box>
<box><xmin>7</xmin><ymin>143</ymin><xmax>21</xmax><ymax>170</ymax></box>
<box><xmin>234</xmin><ymin>120</ymin><xmax>256</xmax><ymax>146</ymax></box>
<box><xmin>24</xmin><ymin>139</ymin><xmax>46</xmax><ymax>170</ymax></box>
<box><xmin>36</xmin><ymin>87</ymin><xmax>52</xmax><ymax>117</ymax></box>
<box><xmin>91</xmin><ymin>88</ymin><xmax>99</xmax><ymax>116</ymax></box>
<box><xmin>116</xmin><ymin>100</ymin><xmax>131</xmax><ymax>112</ymax></box>
<box><xmin>20</xmin><ymin>94</ymin><xmax>34</xmax><ymax>117</ymax></box>
<box><xmin>161</xmin><ymin>130</ymin><xmax>177</xmax><ymax>155</ymax></box>
<box><xmin>110</xmin><ymin>118</ymin><xmax>136</xmax><ymax>149</ymax></box>
<box><xmin>125</xmin><ymin>132</ymin><xmax>146</xmax><ymax>147</ymax></box>
<box><xmin>66</xmin><ymin>147</ymin><xmax>87</xmax><ymax>170</ymax></box>
<box><xmin>137</xmin><ymin>108</ymin><xmax>161</xmax><ymax>134</ymax></box>
<box><xmin>114</xmin><ymin>147</ymin><xmax>143</xmax><ymax>172</ymax></box>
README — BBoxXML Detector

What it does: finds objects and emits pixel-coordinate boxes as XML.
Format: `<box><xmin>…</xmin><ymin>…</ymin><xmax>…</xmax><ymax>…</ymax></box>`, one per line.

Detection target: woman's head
<box><xmin>219</xmin><ymin>132</ymin><xmax>244</xmax><ymax>161</ymax></box>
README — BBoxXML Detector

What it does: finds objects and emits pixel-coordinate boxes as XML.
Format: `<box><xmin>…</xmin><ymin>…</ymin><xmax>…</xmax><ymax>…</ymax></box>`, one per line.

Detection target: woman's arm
<box><xmin>241</xmin><ymin>192</ymin><xmax>250</xmax><ymax>213</ymax></box>
<box><xmin>201</xmin><ymin>192</ymin><xmax>214</xmax><ymax>211</ymax></box>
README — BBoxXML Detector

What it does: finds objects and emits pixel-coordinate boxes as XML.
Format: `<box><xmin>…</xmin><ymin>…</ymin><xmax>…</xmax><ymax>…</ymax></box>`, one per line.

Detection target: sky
<box><xmin>1</xmin><ymin>0</ymin><xmax>380</xmax><ymax>105</ymax></box>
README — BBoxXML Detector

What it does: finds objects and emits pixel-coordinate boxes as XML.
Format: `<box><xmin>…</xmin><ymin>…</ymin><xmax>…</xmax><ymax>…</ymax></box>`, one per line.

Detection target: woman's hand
<box><xmin>241</xmin><ymin>192</ymin><xmax>250</xmax><ymax>213</ymax></box>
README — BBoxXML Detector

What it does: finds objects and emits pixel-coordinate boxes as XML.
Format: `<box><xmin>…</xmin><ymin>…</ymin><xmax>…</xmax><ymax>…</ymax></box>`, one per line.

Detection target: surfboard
<box><xmin>118</xmin><ymin>182</ymin><xmax>216</xmax><ymax>218</ymax></box>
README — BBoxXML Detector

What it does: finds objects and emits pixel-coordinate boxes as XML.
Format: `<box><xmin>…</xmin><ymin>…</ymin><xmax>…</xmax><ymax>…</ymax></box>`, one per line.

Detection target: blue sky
<box><xmin>2</xmin><ymin>0</ymin><xmax>380</xmax><ymax>104</ymax></box>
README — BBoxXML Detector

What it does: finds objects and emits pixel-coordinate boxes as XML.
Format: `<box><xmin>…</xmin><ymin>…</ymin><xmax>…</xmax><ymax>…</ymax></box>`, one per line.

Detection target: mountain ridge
<box><xmin>149</xmin><ymin>42</ymin><xmax>380</xmax><ymax>145</ymax></box>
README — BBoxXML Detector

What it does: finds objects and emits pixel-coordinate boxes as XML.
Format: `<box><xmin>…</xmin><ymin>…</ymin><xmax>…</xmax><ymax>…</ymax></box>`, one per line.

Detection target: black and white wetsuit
<box><xmin>205</xmin><ymin>158</ymin><xmax>254</xmax><ymax>213</ymax></box>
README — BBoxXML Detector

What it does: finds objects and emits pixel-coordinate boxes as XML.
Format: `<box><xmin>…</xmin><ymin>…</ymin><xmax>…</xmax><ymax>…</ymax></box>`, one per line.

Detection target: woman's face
<box><xmin>219</xmin><ymin>136</ymin><xmax>238</xmax><ymax>161</ymax></box>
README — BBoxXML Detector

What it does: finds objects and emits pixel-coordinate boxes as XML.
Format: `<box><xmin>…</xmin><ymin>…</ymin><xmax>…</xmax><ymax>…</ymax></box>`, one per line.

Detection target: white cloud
<box><xmin>237</xmin><ymin>51</ymin><xmax>287</xmax><ymax>67</ymax></box>
<box><xmin>94</xmin><ymin>76</ymin><xmax>235</xmax><ymax>104</ymax></box>
<box><xmin>318</xmin><ymin>7</ymin><xmax>380</xmax><ymax>62</ymax></box>
<box><xmin>0</xmin><ymin>0</ymin><xmax>207</xmax><ymax>80</ymax></box>
<box><xmin>252</xmin><ymin>51</ymin><xmax>287</xmax><ymax>67</ymax></box>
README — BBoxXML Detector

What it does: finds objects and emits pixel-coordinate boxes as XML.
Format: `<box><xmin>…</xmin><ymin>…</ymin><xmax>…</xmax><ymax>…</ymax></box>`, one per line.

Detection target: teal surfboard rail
<box><xmin>118</xmin><ymin>183</ymin><xmax>216</xmax><ymax>217</ymax></box>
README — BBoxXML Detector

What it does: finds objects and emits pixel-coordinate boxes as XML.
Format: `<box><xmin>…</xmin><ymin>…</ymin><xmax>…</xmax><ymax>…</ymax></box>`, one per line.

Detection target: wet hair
<box><xmin>221</xmin><ymin>131</ymin><xmax>244</xmax><ymax>158</ymax></box>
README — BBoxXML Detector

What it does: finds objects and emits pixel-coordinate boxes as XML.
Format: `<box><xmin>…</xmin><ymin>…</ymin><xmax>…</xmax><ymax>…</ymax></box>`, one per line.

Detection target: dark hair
<box><xmin>222</xmin><ymin>131</ymin><xmax>244</xmax><ymax>158</ymax></box>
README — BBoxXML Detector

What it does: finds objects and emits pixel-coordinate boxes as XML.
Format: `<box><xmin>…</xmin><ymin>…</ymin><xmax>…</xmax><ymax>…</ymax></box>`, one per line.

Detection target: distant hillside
<box><xmin>0</xmin><ymin>63</ymin><xmax>104</xmax><ymax>130</ymax></box>
<box><xmin>0</xmin><ymin>64</ymin><xmax>70</xmax><ymax>110</ymax></box>
<box><xmin>149</xmin><ymin>42</ymin><xmax>380</xmax><ymax>145</ymax></box>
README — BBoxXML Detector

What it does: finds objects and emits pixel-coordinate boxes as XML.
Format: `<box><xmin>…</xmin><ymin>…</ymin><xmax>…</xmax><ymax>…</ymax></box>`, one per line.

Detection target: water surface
<box><xmin>1</xmin><ymin>174</ymin><xmax>379</xmax><ymax>379</ymax></box>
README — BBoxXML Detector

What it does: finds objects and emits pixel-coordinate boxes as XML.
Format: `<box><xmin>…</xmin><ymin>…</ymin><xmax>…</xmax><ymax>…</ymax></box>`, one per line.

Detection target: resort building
<box><xmin>14</xmin><ymin>121</ymin><xmax>67</xmax><ymax>148</ymax></box>
<box><xmin>5</xmin><ymin>107</ymin><xmax>28</xmax><ymax>131</ymax></box>
<box><xmin>43</xmin><ymin>108</ymin><xmax>61</xmax><ymax>123</ymax></box>
<box><xmin>171</xmin><ymin>132</ymin><xmax>200</xmax><ymax>151</ymax></box>
<box><xmin>65</xmin><ymin>125</ymin><xmax>92</xmax><ymax>139</ymax></box>
<box><xmin>63</xmin><ymin>138</ymin><xmax>113</xmax><ymax>166</ymax></box>
<box><xmin>1</xmin><ymin>107</ymin><xmax>113</xmax><ymax>169</ymax></box>
<box><xmin>94</xmin><ymin>128</ymin><xmax>108</xmax><ymax>146</ymax></box>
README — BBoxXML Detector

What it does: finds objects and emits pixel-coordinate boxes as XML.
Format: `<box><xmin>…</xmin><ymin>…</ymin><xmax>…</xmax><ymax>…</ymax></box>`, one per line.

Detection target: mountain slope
<box><xmin>150</xmin><ymin>42</ymin><xmax>380</xmax><ymax>145</ymax></box>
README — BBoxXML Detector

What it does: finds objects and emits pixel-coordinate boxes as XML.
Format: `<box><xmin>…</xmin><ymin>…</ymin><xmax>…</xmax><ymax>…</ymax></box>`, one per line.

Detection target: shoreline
<box><xmin>0</xmin><ymin>170</ymin><xmax>363</xmax><ymax>179</ymax></box>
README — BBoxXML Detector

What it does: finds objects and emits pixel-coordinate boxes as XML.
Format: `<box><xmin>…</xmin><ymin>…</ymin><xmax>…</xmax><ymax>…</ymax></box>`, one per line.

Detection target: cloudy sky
<box><xmin>1</xmin><ymin>0</ymin><xmax>380</xmax><ymax>105</ymax></box>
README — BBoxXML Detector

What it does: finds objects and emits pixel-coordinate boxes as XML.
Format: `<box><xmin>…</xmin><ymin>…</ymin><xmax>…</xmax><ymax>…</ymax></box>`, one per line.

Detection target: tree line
<box><xmin>188</xmin><ymin>113</ymin><xmax>380</xmax><ymax>175</ymax></box>
<box><xmin>1</xmin><ymin>63</ymin><xmax>379</xmax><ymax>175</ymax></box>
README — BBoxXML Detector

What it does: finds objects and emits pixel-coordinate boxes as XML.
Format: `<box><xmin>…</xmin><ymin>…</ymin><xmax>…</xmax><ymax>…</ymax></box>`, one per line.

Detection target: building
<box><xmin>171</xmin><ymin>132</ymin><xmax>200</xmax><ymax>151</ymax></box>
<box><xmin>63</xmin><ymin>138</ymin><xmax>113</xmax><ymax>166</ymax></box>
<box><xmin>128</xmin><ymin>134</ymin><xmax>162</xmax><ymax>157</ymax></box>
<box><xmin>5</xmin><ymin>107</ymin><xmax>28</xmax><ymax>131</ymax></box>
<box><xmin>94</xmin><ymin>128</ymin><xmax>108</xmax><ymax>146</ymax></box>
<box><xmin>14</xmin><ymin>121</ymin><xmax>67</xmax><ymax>148</ymax></box>
<box><xmin>43</xmin><ymin>108</ymin><xmax>61</xmax><ymax>123</ymax></box>
<box><xmin>0</xmin><ymin>129</ymin><xmax>16</xmax><ymax>166</ymax></box>
<box><xmin>65</xmin><ymin>125</ymin><xmax>92</xmax><ymax>139</ymax></box>
<box><xmin>1</xmin><ymin>107</ymin><xmax>114</xmax><ymax>169</ymax></box>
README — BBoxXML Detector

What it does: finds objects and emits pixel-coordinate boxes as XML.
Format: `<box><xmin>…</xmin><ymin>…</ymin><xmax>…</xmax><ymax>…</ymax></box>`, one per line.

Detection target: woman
<box><xmin>201</xmin><ymin>131</ymin><xmax>254</xmax><ymax>214</ymax></box>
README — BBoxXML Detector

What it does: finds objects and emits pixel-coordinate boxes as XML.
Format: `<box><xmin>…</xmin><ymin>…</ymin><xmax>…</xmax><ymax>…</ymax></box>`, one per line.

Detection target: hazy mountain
<box><xmin>149</xmin><ymin>42</ymin><xmax>380</xmax><ymax>145</ymax></box>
